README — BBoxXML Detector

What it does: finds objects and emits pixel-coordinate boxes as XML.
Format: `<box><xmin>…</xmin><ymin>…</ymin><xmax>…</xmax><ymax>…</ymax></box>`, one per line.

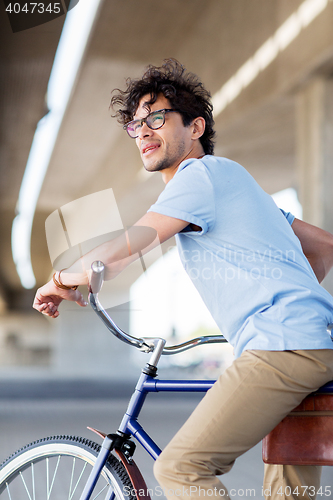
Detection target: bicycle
<box><xmin>0</xmin><ymin>260</ymin><xmax>332</xmax><ymax>500</ymax></box>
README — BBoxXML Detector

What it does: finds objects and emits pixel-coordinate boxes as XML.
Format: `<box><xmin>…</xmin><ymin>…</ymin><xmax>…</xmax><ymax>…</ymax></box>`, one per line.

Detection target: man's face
<box><xmin>133</xmin><ymin>94</ymin><xmax>194</xmax><ymax>177</ymax></box>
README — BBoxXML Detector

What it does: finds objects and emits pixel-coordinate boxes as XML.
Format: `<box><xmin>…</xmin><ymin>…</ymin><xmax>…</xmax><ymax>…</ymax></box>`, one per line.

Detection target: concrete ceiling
<box><xmin>1</xmin><ymin>0</ymin><xmax>333</xmax><ymax>309</ymax></box>
<box><xmin>0</xmin><ymin>2</ymin><xmax>66</xmax><ymax>306</ymax></box>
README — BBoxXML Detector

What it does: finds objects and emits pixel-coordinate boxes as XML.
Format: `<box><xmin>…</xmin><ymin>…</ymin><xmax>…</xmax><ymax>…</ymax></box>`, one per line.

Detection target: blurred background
<box><xmin>1</xmin><ymin>0</ymin><xmax>333</xmax><ymax>384</ymax></box>
<box><xmin>1</xmin><ymin>0</ymin><xmax>333</xmax><ymax>390</ymax></box>
<box><xmin>1</xmin><ymin>1</ymin><xmax>333</xmax><ymax>496</ymax></box>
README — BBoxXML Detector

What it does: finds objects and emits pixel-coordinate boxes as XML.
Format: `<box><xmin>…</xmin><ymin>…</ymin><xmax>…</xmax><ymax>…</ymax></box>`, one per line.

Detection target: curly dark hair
<box><xmin>110</xmin><ymin>59</ymin><xmax>215</xmax><ymax>155</ymax></box>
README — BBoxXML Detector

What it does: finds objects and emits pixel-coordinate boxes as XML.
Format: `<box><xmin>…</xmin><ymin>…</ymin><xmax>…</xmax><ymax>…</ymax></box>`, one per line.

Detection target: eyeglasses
<box><xmin>124</xmin><ymin>109</ymin><xmax>178</xmax><ymax>138</ymax></box>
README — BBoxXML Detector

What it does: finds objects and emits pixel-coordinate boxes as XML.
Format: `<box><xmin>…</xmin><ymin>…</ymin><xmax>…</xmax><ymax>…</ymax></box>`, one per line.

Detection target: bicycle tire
<box><xmin>0</xmin><ymin>435</ymin><xmax>136</xmax><ymax>500</ymax></box>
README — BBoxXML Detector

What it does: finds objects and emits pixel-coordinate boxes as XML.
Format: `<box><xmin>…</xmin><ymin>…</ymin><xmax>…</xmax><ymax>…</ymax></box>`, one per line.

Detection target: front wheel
<box><xmin>0</xmin><ymin>435</ymin><xmax>136</xmax><ymax>500</ymax></box>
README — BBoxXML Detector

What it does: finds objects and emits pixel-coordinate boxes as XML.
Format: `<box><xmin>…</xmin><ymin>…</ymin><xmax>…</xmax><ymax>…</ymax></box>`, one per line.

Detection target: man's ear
<box><xmin>191</xmin><ymin>117</ymin><xmax>205</xmax><ymax>139</ymax></box>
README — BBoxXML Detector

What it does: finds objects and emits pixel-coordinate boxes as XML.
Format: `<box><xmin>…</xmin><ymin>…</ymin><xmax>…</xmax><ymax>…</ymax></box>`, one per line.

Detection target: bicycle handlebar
<box><xmin>89</xmin><ymin>261</ymin><xmax>227</xmax><ymax>355</ymax></box>
<box><xmin>89</xmin><ymin>260</ymin><xmax>105</xmax><ymax>294</ymax></box>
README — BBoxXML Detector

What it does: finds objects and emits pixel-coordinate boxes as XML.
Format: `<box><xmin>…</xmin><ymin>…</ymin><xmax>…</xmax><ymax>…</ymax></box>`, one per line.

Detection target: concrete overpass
<box><xmin>1</xmin><ymin>0</ymin><xmax>333</xmax><ymax>376</ymax></box>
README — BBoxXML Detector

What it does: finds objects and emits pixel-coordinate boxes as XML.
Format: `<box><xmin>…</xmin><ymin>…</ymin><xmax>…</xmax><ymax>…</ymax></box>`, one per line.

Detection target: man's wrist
<box><xmin>53</xmin><ymin>270</ymin><xmax>79</xmax><ymax>291</ymax></box>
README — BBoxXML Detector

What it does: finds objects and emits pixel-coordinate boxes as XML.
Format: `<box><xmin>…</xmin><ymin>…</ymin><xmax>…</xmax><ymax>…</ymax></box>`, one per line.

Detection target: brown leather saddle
<box><xmin>263</xmin><ymin>381</ymin><xmax>333</xmax><ymax>465</ymax></box>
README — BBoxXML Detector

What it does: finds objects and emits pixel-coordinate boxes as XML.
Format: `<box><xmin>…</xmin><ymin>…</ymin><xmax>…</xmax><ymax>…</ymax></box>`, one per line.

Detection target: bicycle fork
<box><xmin>79</xmin><ymin>434</ymin><xmax>116</xmax><ymax>500</ymax></box>
<box><xmin>79</xmin><ymin>340</ymin><xmax>167</xmax><ymax>500</ymax></box>
<box><xmin>78</xmin><ymin>428</ymin><xmax>150</xmax><ymax>500</ymax></box>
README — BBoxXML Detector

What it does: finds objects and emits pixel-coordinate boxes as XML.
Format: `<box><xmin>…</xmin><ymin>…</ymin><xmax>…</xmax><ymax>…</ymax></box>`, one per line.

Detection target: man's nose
<box><xmin>138</xmin><ymin>121</ymin><xmax>153</xmax><ymax>139</ymax></box>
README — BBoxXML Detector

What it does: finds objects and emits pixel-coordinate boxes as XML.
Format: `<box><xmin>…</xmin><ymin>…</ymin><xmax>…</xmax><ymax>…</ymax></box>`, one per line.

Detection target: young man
<box><xmin>34</xmin><ymin>60</ymin><xmax>333</xmax><ymax>500</ymax></box>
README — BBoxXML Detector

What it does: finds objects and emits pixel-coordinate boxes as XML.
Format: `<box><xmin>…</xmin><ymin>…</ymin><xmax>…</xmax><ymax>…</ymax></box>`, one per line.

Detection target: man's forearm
<box><xmin>33</xmin><ymin>211</ymin><xmax>188</xmax><ymax>318</ymax></box>
<box><xmin>291</xmin><ymin>218</ymin><xmax>333</xmax><ymax>283</ymax></box>
<box><xmin>60</xmin><ymin>211</ymin><xmax>189</xmax><ymax>288</ymax></box>
<box><xmin>59</xmin><ymin>224</ymin><xmax>159</xmax><ymax>287</ymax></box>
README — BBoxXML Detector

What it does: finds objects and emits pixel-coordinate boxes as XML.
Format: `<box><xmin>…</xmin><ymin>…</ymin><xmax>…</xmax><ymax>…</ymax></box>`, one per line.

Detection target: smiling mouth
<box><xmin>142</xmin><ymin>144</ymin><xmax>159</xmax><ymax>155</ymax></box>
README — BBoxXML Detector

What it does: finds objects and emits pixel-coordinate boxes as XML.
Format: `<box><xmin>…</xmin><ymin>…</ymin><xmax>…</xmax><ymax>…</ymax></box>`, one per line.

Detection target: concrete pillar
<box><xmin>296</xmin><ymin>77</ymin><xmax>333</xmax><ymax>294</ymax></box>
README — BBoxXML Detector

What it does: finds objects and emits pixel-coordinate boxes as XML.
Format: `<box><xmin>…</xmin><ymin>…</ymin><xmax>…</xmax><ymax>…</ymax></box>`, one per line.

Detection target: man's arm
<box><xmin>33</xmin><ymin>212</ymin><xmax>189</xmax><ymax>318</ymax></box>
<box><xmin>291</xmin><ymin>218</ymin><xmax>333</xmax><ymax>283</ymax></box>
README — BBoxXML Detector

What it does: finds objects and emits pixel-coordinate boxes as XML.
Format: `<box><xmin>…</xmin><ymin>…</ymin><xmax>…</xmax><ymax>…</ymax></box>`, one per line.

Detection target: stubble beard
<box><xmin>143</xmin><ymin>141</ymin><xmax>187</xmax><ymax>173</ymax></box>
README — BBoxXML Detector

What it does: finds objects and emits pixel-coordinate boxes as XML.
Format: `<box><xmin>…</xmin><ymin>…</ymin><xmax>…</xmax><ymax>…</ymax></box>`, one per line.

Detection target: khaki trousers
<box><xmin>154</xmin><ymin>349</ymin><xmax>333</xmax><ymax>500</ymax></box>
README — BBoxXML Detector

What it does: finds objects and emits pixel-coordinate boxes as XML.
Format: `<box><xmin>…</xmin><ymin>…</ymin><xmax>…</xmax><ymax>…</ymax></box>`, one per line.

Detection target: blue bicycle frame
<box><xmin>79</xmin><ymin>364</ymin><xmax>217</xmax><ymax>500</ymax></box>
<box><xmin>119</xmin><ymin>374</ymin><xmax>215</xmax><ymax>460</ymax></box>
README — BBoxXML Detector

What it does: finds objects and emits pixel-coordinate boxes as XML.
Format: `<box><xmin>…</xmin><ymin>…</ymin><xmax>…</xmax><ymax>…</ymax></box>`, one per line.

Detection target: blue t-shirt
<box><xmin>148</xmin><ymin>155</ymin><xmax>333</xmax><ymax>357</ymax></box>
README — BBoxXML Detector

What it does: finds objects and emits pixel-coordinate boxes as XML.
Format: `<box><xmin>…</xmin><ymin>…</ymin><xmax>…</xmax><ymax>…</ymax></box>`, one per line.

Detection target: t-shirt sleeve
<box><xmin>148</xmin><ymin>159</ymin><xmax>215</xmax><ymax>235</ymax></box>
<box><xmin>279</xmin><ymin>208</ymin><xmax>295</xmax><ymax>226</ymax></box>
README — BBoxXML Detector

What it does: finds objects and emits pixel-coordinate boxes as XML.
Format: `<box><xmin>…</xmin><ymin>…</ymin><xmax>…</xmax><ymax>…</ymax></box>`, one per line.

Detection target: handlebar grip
<box><xmin>90</xmin><ymin>261</ymin><xmax>105</xmax><ymax>294</ymax></box>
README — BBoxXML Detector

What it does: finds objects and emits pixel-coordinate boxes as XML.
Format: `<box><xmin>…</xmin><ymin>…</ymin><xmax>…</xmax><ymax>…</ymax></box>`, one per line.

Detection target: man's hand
<box><xmin>33</xmin><ymin>279</ymin><xmax>88</xmax><ymax>318</ymax></box>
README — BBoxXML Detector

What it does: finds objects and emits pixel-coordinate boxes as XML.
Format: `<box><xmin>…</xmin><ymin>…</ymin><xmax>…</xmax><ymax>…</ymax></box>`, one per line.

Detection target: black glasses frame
<box><xmin>124</xmin><ymin>109</ymin><xmax>178</xmax><ymax>138</ymax></box>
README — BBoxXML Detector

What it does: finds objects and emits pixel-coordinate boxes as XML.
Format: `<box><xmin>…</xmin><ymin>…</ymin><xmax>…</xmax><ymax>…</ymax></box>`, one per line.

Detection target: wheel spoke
<box><xmin>5</xmin><ymin>483</ymin><xmax>13</xmax><ymax>500</ymax></box>
<box><xmin>68</xmin><ymin>457</ymin><xmax>76</xmax><ymax>500</ymax></box>
<box><xmin>69</xmin><ymin>461</ymin><xmax>87</xmax><ymax>500</ymax></box>
<box><xmin>46</xmin><ymin>457</ymin><xmax>49</xmax><ymax>498</ymax></box>
<box><xmin>19</xmin><ymin>472</ymin><xmax>33</xmax><ymax>500</ymax></box>
<box><xmin>48</xmin><ymin>456</ymin><xmax>61</xmax><ymax>498</ymax></box>
<box><xmin>91</xmin><ymin>483</ymin><xmax>110</xmax><ymax>500</ymax></box>
<box><xmin>31</xmin><ymin>463</ymin><xmax>35</xmax><ymax>500</ymax></box>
